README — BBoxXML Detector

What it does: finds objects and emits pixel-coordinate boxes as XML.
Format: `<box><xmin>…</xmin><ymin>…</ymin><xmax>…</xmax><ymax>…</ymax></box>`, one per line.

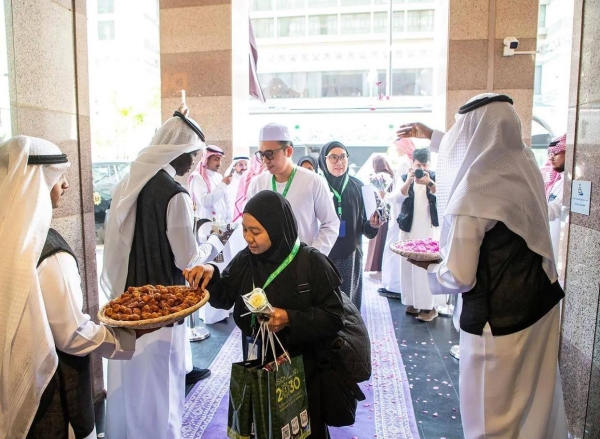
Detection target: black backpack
<box><xmin>296</xmin><ymin>248</ymin><xmax>372</xmax><ymax>426</ymax></box>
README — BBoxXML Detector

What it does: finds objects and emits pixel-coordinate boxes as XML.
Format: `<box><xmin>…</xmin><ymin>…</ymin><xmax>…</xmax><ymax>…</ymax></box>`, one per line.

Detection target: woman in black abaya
<box><xmin>184</xmin><ymin>190</ymin><xmax>344</xmax><ymax>439</ymax></box>
<box><xmin>318</xmin><ymin>141</ymin><xmax>381</xmax><ymax>310</ymax></box>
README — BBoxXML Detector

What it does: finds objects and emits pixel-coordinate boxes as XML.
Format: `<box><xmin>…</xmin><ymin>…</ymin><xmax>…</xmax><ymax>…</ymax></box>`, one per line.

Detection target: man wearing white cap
<box><xmin>399</xmin><ymin>94</ymin><xmax>567</xmax><ymax>439</ymax></box>
<box><xmin>247</xmin><ymin>123</ymin><xmax>339</xmax><ymax>255</ymax></box>
<box><xmin>102</xmin><ymin>111</ymin><xmax>224</xmax><ymax>439</ymax></box>
<box><xmin>0</xmin><ymin>136</ymin><xmax>150</xmax><ymax>439</ymax></box>
<box><xmin>189</xmin><ymin>145</ymin><xmax>232</xmax><ymax>232</ymax></box>
<box><xmin>225</xmin><ymin>155</ymin><xmax>249</xmax><ymax>220</ymax></box>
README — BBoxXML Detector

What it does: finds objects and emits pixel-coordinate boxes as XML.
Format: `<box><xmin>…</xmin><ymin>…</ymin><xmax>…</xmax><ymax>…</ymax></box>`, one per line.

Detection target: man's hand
<box><xmin>369</xmin><ymin>212</ymin><xmax>382</xmax><ymax>228</ymax></box>
<box><xmin>415</xmin><ymin>170</ymin><xmax>432</xmax><ymax>186</ymax></box>
<box><xmin>183</xmin><ymin>264</ymin><xmax>215</xmax><ymax>290</ymax></box>
<box><xmin>397</xmin><ymin>122</ymin><xmax>433</xmax><ymax>140</ymax></box>
<box><xmin>222</xmin><ymin>175</ymin><xmax>233</xmax><ymax>185</ymax></box>
<box><xmin>267</xmin><ymin>308</ymin><xmax>289</xmax><ymax>333</ymax></box>
<box><xmin>134</xmin><ymin>328</ymin><xmax>160</xmax><ymax>339</ymax></box>
<box><xmin>177</xmin><ymin>103</ymin><xmax>190</xmax><ymax>117</ymax></box>
<box><xmin>407</xmin><ymin>168</ymin><xmax>415</xmax><ymax>183</ymax></box>
<box><xmin>407</xmin><ymin>259</ymin><xmax>433</xmax><ymax>270</ymax></box>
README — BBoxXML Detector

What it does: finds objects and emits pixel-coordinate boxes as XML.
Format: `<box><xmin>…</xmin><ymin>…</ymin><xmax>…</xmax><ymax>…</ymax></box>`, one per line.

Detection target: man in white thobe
<box><xmin>0</xmin><ymin>136</ymin><xmax>146</xmax><ymax>439</ymax></box>
<box><xmin>545</xmin><ymin>134</ymin><xmax>566</xmax><ymax>263</ymax></box>
<box><xmin>225</xmin><ymin>156</ymin><xmax>249</xmax><ymax>220</ymax></box>
<box><xmin>189</xmin><ymin>145</ymin><xmax>232</xmax><ymax>232</ymax></box>
<box><xmin>102</xmin><ymin>112</ymin><xmax>224</xmax><ymax>439</ymax></box>
<box><xmin>247</xmin><ymin>123</ymin><xmax>339</xmax><ymax>255</ymax></box>
<box><xmin>399</xmin><ymin>94</ymin><xmax>568</xmax><ymax>439</ymax></box>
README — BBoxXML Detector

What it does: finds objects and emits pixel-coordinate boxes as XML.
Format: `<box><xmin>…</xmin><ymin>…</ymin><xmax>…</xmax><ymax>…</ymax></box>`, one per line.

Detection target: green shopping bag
<box><xmin>254</xmin><ymin>354</ymin><xmax>312</xmax><ymax>439</ymax></box>
<box><xmin>227</xmin><ymin>359</ymin><xmax>262</xmax><ymax>439</ymax></box>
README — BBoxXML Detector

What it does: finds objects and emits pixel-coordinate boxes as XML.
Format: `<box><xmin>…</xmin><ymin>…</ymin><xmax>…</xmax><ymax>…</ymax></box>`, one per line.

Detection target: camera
<box><xmin>414</xmin><ymin>169</ymin><xmax>425</xmax><ymax>179</ymax></box>
<box><xmin>503</xmin><ymin>37</ymin><xmax>519</xmax><ymax>56</ymax></box>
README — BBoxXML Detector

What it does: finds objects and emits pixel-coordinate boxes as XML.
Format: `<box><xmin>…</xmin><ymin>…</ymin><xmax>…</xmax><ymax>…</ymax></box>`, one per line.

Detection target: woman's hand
<box><xmin>267</xmin><ymin>308</ymin><xmax>289</xmax><ymax>333</ymax></box>
<box><xmin>183</xmin><ymin>264</ymin><xmax>214</xmax><ymax>290</ymax></box>
<box><xmin>369</xmin><ymin>212</ymin><xmax>382</xmax><ymax>228</ymax></box>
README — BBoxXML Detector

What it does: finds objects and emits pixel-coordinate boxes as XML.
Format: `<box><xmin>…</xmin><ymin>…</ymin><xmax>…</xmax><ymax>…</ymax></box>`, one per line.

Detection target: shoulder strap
<box><xmin>296</xmin><ymin>247</ymin><xmax>311</xmax><ymax>294</ymax></box>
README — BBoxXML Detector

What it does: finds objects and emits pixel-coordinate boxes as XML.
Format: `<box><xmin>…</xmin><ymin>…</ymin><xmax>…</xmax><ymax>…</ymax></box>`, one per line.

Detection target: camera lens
<box><xmin>415</xmin><ymin>169</ymin><xmax>425</xmax><ymax>179</ymax></box>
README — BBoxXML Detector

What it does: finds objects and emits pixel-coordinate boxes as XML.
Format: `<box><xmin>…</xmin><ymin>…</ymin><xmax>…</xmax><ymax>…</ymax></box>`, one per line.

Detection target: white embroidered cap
<box><xmin>259</xmin><ymin>123</ymin><xmax>292</xmax><ymax>142</ymax></box>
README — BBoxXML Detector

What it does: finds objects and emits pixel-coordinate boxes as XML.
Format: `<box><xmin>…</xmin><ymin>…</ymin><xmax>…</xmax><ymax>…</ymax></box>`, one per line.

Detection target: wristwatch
<box><xmin>428</xmin><ymin>181</ymin><xmax>434</xmax><ymax>188</ymax></box>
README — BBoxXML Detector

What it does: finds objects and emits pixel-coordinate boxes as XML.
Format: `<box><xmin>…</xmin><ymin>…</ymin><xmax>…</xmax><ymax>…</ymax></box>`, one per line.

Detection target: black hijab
<box><xmin>318</xmin><ymin>141</ymin><xmax>348</xmax><ymax>192</ymax></box>
<box><xmin>297</xmin><ymin>155</ymin><xmax>318</xmax><ymax>172</ymax></box>
<box><xmin>243</xmin><ymin>190</ymin><xmax>299</xmax><ymax>286</ymax></box>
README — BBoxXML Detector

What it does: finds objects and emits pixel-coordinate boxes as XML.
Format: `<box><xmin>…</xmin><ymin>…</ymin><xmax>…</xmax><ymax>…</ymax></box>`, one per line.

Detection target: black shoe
<box><xmin>186</xmin><ymin>367</ymin><xmax>211</xmax><ymax>385</ymax></box>
<box><xmin>378</xmin><ymin>288</ymin><xmax>402</xmax><ymax>299</ymax></box>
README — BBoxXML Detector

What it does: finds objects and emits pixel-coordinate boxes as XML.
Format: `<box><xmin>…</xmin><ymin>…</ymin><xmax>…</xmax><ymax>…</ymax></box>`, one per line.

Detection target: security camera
<box><xmin>503</xmin><ymin>37</ymin><xmax>520</xmax><ymax>56</ymax></box>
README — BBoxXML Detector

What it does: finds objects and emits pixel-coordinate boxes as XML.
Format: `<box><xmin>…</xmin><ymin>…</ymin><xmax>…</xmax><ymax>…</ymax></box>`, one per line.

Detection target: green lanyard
<box><xmin>272</xmin><ymin>167</ymin><xmax>298</xmax><ymax>198</ymax></box>
<box><xmin>329</xmin><ymin>174</ymin><xmax>349</xmax><ymax>218</ymax></box>
<box><xmin>250</xmin><ymin>238</ymin><xmax>301</xmax><ymax>328</ymax></box>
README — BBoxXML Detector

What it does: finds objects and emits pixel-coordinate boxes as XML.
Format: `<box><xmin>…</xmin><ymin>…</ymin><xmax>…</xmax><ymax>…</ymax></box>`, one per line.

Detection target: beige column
<box><xmin>4</xmin><ymin>0</ymin><xmax>102</xmax><ymax>399</ymax></box>
<box><xmin>159</xmin><ymin>0</ymin><xmax>250</xmax><ymax>170</ymax></box>
<box><xmin>559</xmin><ymin>0</ymin><xmax>600</xmax><ymax>437</ymax></box>
<box><xmin>446</xmin><ymin>0</ymin><xmax>538</xmax><ymax>145</ymax></box>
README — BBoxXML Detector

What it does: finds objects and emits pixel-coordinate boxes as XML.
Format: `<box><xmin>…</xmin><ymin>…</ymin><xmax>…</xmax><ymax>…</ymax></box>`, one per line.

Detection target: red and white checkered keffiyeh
<box><xmin>545</xmin><ymin>134</ymin><xmax>566</xmax><ymax>197</ymax></box>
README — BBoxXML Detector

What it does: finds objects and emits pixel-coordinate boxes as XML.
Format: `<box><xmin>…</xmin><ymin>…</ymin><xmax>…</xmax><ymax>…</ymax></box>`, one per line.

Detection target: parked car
<box><xmin>93</xmin><ymin>161</ymin><xmax>130</xmax><ymax>243</ymax></box>
<box><xmin>531</xmin><ymin>115</ymin><xmax>556</xmax><ymax>166</ymax></box>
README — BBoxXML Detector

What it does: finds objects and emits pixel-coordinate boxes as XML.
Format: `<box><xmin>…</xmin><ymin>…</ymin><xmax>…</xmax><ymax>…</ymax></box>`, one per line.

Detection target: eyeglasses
<box><xmin>326</xmin><ymin>154</ymin><xmax>349</xmax><ymax>164</ymax></box>
<box><xmin>255</xmin><ymin>146</ymin><xmax>286</xmax><ymax>162</ymax></box>
<box><xmin>548</xmin><ymin>151</ymin><xmax>565</xmax><ymax>158</ymax></box>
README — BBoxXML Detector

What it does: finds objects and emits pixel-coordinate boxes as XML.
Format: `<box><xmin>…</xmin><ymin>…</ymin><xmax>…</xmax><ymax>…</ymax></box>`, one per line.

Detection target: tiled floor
<box><xmin>387</xmin><ymin>296</ymin><xmax>463</xmax><ymax>439</ymax></box>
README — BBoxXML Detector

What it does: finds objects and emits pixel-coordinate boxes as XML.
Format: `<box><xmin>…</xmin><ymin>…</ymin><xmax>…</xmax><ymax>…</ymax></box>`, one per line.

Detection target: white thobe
<box><xmin>381</xmin><ymin>157</ymin><xmax>411</xmax><ymax>294</ymax></box>
<box><xmin>189</xmin><ymin>169</ymin><xmax>232</xmax><ymax>225</ymax></box>
<box><xmin>37</xmin><ymin>251</ymin><xmax>136</xmax><ymax>439</ymax></box>
<box><xmin>106</xmin><ymin>165</ymin><xmax>223</xmax><ymax>439</ymax></box>
<box><xmin>426</xmin><ymin>215</ymin><xmax>567</xmax><ymax>439</ymax></box>
<box><xmin>38</xmin><ymin>252</ymin><xmax>136</xmax><ymax>359</ymax></box>
<box><xmin>547</xmin><ymin>174</ymin><xmax>564</xmax><ymax>263</ymax></box>
<box><xmin>247</xmin><ymin>166</ymin><xmax>339</xmax><ymax>256</ymax></box>
<box><xmin>226</xmin><ymin>172</ymin><xmax>244</xmax><ymax>220</ymax></box>
<box><xmin>396</xmin><ymin>183</ymin><xmax>443</xmax><ymax>310</ymax></box>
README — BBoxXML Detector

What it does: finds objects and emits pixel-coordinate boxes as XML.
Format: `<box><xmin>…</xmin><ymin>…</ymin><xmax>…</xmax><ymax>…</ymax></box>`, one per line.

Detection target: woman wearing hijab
<box><xmin>297</xmin><ymin>155</ymin><xmax>318</xmax><ymax>173</ymax></box>
<box><xmin>318</xmin><ymin>141</ymin><xmax>381</xmax><ymax>310</ymax></box>
<box><xmin>184</xmin><ymin>190</ymin><xmax>344</xmax><ymax>439</ymax></box>
<box><xmin>365</xmin><ymin>156</ymin><xmax>394</xmax><ymax>273</ymax></box>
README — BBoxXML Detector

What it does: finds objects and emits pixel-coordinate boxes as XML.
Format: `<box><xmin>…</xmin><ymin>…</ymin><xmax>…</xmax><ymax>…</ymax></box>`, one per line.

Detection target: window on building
<box><xmin>341</xmin><ymin>13</ymin><xmax>370</xmax><ymax>34</ymax></box>
<box><xmin>308</xmin><ymin>0</ymin><xmax>338</xmax><ymax>7</ymax></box>
<box><xmin>98</xmin><ymin>20</ymin><xmax>115</xmax><ymax>40</ymax></box>
<box><xmin>392</xmin><ymin>68</ymin><xmax>433</xmax><ymax>95</ymax></box>
<box><xmin>407</xmin><ymin>9</ymin><xmax>434</xmax><ymax>32</ymax></box>
<box><xmin>252</xmin><ymin>0</ymin><xmax>273</xmax><ymax>11</ymax></box>
<box><xmin>322</xmin><ymin>71</ymin><xmax>367</xmax><ymax>97</ymax></box>
<box><xmin>538</xmin><ymin>5</ymin><xmax>547</xmax><ymax>28</ymax></box>
<box><xmin>393</xmin><ymin>10</ymin><xmax>405</xmax><ymax>33</ymax></box>
<box><xmin>309</xmin><ymin>15</ymin><xmax>338</xmax><ymax>35</ymax></box>
<box><xmin>252</xmin><ymin>18</ymin><xmax>275</xmax><ymax>38</ymax></box>
<box><xmin>374</xmin><ymin>12</ymin><xmax>388</xmax><ymax>33</ymax></box>
<box><xmin>340</xmin><ymin>0</ymin><xmax>370</xmax><ymax>5</ymax></box>
<box><xmin>278</xmin><ymin>16</ymin><xmax>306</xmax><ymax>37</ymax></box>
<box><xmin>277</xmin><ymin>0</ymin><xmax>306</xmax><ymax>10</ymax></box>
<box><xmin>260</xmin><ymin>72</ymin><xmax>311</xmax><ymax>98</ymax></box>
<box><xmin>97</xmin><ymin>0</ymin><xmax>114</xmax><ymax>14</ymax></box>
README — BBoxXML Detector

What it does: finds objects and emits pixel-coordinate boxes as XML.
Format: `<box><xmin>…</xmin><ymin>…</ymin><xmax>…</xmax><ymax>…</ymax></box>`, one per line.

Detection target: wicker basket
<box><xmin>98</xmin><ymin>291</ymin><xmax>210</xmax><ymax>330</ymax></box>
<box><xmin>390</xmin><ymin>240</ymin><xmax>442</xmax><ymax>262</ymax></box>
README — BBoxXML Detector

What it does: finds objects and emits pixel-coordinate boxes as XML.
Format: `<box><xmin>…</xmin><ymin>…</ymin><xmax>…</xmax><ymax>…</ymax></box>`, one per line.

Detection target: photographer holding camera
<box><xmin>396</xmin><ymin>148</ymin><xmax>445</xmax><ymax>322</ymax></box>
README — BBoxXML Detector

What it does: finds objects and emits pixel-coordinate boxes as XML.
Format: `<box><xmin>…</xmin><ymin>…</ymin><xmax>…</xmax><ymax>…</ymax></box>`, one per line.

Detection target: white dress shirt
<box><xmin>247</xmin><ymin>166</ymin><xmax>340</xmax><ymax>255</ymax></box>
<box><xmin>38</xmin><ymin>252</ymin><xmax>136</xmax><ymax>359</ymax></box>
<box><xmin>165</xmin><ymin>164</ymin><xmax>224</xmax><ymax>269</ymax></box>
<box><xmin>189</xmin><ymin>169</ymin><xmax>232</xmax><ymax>223</ymax></box>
